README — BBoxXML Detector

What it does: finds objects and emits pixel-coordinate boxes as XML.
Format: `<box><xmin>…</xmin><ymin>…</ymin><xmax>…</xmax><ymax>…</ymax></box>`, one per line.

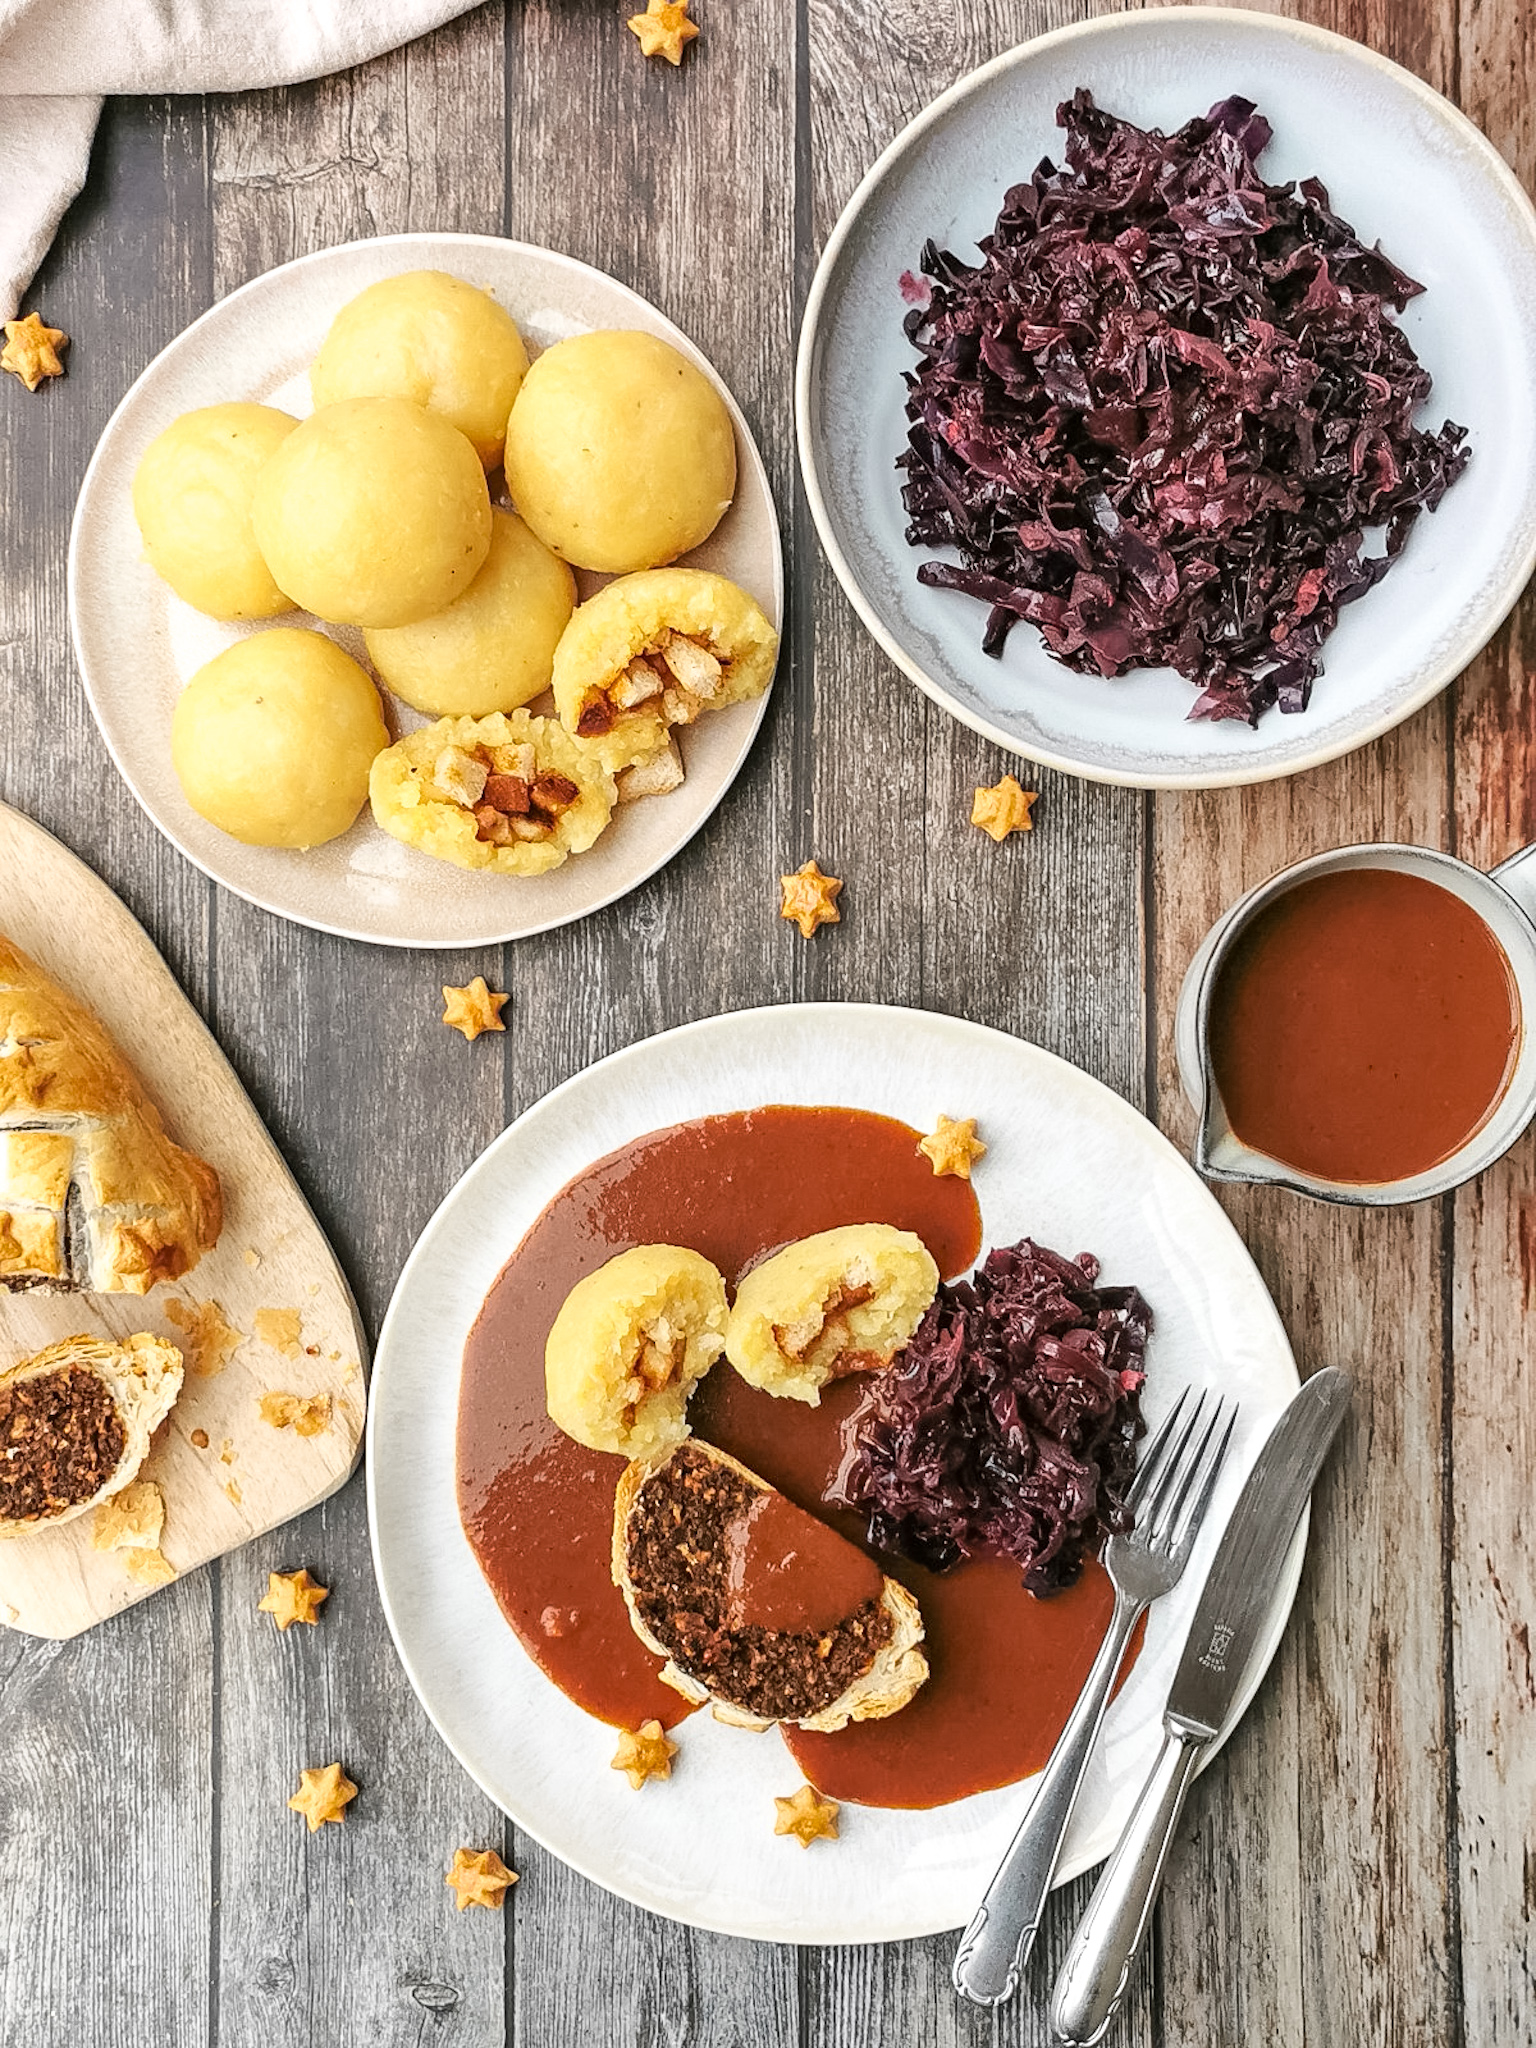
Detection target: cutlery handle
<box><xmin>952</xmin><ymin>1592</ymin><xmax>1144</xmax><ymax>2007</ymax></box>
<box><xmin>1047</xmin><ymin>1727</ymin><xmax>1204</xmax><ymax>2045</ymax></box>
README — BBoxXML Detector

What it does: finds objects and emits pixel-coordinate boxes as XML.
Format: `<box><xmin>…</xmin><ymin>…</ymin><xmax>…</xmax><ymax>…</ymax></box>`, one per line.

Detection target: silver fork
<box><xmin>952</xmin><ymin>1387</ymin><xmax>1237</xmax><ymax>2008</ymax></box>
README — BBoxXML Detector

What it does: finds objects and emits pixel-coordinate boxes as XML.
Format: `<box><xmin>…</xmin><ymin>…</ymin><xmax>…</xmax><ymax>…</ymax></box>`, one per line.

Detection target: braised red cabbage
<box><xmin>829</xmin><ymin>1238</ymin><xmax>1148</xmax><ymax>1595</ymax></box>
<box><xmin>898</xmin><ymin>91</ymin><xmax>1469</xmax><ymax>723</ymax></box>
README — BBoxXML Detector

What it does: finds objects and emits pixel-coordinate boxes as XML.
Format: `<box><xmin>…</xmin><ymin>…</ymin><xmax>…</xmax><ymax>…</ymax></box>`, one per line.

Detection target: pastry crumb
<box><xmin>260</xmin><ymin>1390</ymin><xmax>333</xmax><ymax>1437</ymax></box>
<box><xmin>253</xmin><ymin>1307</ymin><xmax>302</xmax><ymax>1357</ymax></box>
<box><xmin>219</xmin><ymin>1437</ymin><xmax>235</xmax><ymax>1464</ymax></box>
<box><xmin>224</xmin><ymin>1480</ymin><xmax>243</xmax><ymax>1505</ymax></box>
<box><xmin>190</xmin><ymin>1428</ymin><xmax>209</xmax><ymax>1449</ymax></box>
<box><xmin>165</xmin><ymin>1296</ymin><xmax>242</xmax><ymax>1377</ymax></box>
<box><xmin>244</xmin><ymin>1247</ymin><xmax>262</xmax><ymax>1269</ymax></box>
<box><xmin>92</xmin><ymin>1481</ymin><xmax>164</xmax><ymax>1553</ymax></box>
<box><xmin>774</xmin><ymin>1783</ymin><xmax>839</xmax><ymax>1847</ymax></box>
<box><xmin>122</xmin><ymin>1546</ymin><xmax>177</xmax><ymax>1588</ymax></box>
<box><xmin>445</xmin><ymin>1846</ymin><xmax>517</xmax><ymax>1910</ymax></box>
<box><xmin>610</xmin><ymin>1719</ymin><xmax>678</xmax><ymax>1789</ymax></box>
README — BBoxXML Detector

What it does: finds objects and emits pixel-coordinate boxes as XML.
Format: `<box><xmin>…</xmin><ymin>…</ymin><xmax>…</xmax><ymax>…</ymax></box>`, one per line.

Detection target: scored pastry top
<box><xmin>0</xmin><ymin>936</ymin><xmax>222</xmax><ymax>1295</ymax></box>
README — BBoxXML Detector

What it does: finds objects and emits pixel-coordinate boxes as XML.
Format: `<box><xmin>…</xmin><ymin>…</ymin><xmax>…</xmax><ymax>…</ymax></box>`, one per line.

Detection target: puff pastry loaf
<box><xmin>0</xmin><ymin>937</ymin><xmax>222</xmax><ymax>1294</ymax></box>
<box><xmin>0</xmin><ymin>1332</ymin><xmax>184</xmax><ymax>1538</ymax></box>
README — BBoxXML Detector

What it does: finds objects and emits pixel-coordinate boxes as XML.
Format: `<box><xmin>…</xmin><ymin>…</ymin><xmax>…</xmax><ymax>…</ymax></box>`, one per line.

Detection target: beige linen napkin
<box><xmin>0</xmin><ymin>0</ymin><xmax>479</xmax><ymax>320</ymax></box>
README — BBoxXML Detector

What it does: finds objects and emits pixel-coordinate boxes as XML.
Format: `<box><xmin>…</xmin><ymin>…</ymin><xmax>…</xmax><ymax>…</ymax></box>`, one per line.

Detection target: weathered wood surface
<box><xmin>0</xmin><ymin>0</ymin><xmax>1529</xmax><ymax>2039</ymax></box>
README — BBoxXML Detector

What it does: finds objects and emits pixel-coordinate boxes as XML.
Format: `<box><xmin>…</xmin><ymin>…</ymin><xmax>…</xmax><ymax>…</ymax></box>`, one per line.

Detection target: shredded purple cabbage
<box><xmin>898</xmin><ymin>90</ymin><xmax>1469</xmax><ymax>724</ymax></box>
<box><xmin>829</xmin><ymin>1238</ymin><xmax>1149</xmax><ymax>1595</ymax></box>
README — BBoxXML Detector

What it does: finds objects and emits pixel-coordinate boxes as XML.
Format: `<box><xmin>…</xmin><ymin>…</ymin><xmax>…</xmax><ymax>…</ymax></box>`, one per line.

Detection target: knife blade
<box><xmin>1165</xmin><ymin>1363</ymin><xmax>1353</xmax><ymax>1740</ymax></box>
<box><xmin>1048</xmin><ymin>1366</ymin><xmax>1352</xmax><ymax>2047</ymax></box>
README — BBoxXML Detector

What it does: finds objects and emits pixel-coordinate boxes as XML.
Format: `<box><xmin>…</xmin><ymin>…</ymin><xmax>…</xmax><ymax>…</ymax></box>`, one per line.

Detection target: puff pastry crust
<box><xmin>0</xmin><ymin>1332</ymin><xmax>184</xmax><ymax>1538</ymax></box>
<box><xmin>0</xmin><ymin>937</ymin><xmax>222</xmax><ymax>1294</ymax></box>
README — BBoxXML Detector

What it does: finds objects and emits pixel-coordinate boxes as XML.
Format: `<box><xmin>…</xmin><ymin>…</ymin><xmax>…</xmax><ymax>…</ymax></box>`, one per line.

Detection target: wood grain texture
<box><xmin>0</xmin><ymin>0</ymin><xmax>1530</xmax><ymax>2040</ymax></box>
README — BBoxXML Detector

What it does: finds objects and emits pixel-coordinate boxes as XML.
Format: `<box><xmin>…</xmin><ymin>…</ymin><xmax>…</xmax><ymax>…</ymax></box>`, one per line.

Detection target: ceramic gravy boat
<box><xmin>1174</xmin><ymin>841</ymin><xmax>1536</xmax><ymax>1206</ymax></box>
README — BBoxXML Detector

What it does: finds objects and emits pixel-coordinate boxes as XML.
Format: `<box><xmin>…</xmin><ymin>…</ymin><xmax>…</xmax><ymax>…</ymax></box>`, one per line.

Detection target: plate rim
<box><xmin>68</xmin><ymin>231</ymin><xmax>783</xmax><ymax>948</ymax></box>
<box><xmin>365</xmin><ymin>999</ymin><xmax>1306</xmax><ymax>1942</ymax></box>
<box><xmin>795</xmin><ymin>6</ymin><xmax>1536</xmax><ymax>791</ymax></box>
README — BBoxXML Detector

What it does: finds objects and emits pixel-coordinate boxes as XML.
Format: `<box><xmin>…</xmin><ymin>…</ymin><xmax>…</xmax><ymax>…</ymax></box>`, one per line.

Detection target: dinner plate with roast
<box><xmin>797</xmin><ymin>8</ymin><xmax>1536</xmax><ymax>788</ymax></box>
<box><xmin>366</xmin><ymin>1003</ymin><xmax>1304</xmax><ymax>1941</ymax></box>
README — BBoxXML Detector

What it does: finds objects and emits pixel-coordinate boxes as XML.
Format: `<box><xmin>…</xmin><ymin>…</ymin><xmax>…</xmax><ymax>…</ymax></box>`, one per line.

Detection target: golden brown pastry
<box><xmin>613</xmin><ymin>1440</ymin><xmax>928</xmax><ymax>1731</ymax></box>
<box><xmin>0</xmin><ymin>1333</ymin><xmax>184</xmax><ymax>1538</ymax></box>
<box><xmin>0</xmin><ymin>937</ymin><xmax>222</xmax><ymax>1293</ymax></box>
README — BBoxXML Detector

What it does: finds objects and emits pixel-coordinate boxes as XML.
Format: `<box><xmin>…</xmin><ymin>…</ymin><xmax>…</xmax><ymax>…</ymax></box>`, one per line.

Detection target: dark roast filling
<box><xmin>0</xmin><ymin>1366</ymin><xmax>125</xmax><ymax>1521</ymax></box>
<box><xmin>624</xmin><ymin>1443</ymin><xmax>892</xmax><ymax>1721</ymax></box>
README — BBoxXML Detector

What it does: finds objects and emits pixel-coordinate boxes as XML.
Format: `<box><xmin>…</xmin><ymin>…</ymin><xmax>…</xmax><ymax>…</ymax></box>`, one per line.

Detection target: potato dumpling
<box><xmin>251</xmin><ymin>397</ymin><xmax>491</xmax><ymax>628</ymax></box>
<box><xmin>369</xmin><ymin>708</ymin><xmax>614</xmax><ymax>876</ymax></box>
<box><xmin>171</xmin><ymin>628</ymin><xmax>388</xmax><ymax>848</ymax></box>
<box><xmin>503</xmin><ymin>330</ymin><xmax>736</xmax><ymax>573</ymax></box>
<box><xmin>310</xmin><ymin>269</ymin><xmax>530</xmax><ymax>470</ymax></box>
<box><xmin>132</xmin><ymin>403</ymin><xmax>298</xmax><ymax>619</ymax></box>
<box><xmin>725</xmin><ymin>1225</ymin><xmax>939</xmax><ymax>1407</ymax></box>
<box><xmin>362</xmin><ymin>509</ymin><xmax>576</xmax><ymax>717</ymax></box>
<box><xmin>546</xmin><ymin>1244</ymin><xmax>728</xmax><ymax>1457</ymax></box>
<box><xmin>552</xmin><ymin>567</ymin><xmax>778</xmax><ymax>773</ymax></box>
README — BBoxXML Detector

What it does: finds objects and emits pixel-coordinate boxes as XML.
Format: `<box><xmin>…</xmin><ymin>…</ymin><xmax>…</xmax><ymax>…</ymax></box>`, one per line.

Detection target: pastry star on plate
<box><xmin>919</xmin><ymin>1113</ymin><xmax>987</xmax><ymax>1180</ymax></box>
<box><xmin>773</xmin><ymin>1783</ymin><xmax>839</xmax><ymax>1847</ymax></box>
<box><xmin>971</xmin><ymin>773</ymin><xmax>1037</xmax><ymax>842</ymax></box>
<box><xmin>258</xmin><ymin>1567</ymin><xmax>330</xmax><ymax>1631</ymax></box>
<box><xmin>445</xmin><ymin>1846</ymin><xmax>518</xmax><ymax>1910</ymax></box>
<box><xmin>2</xmin><ymin>312</ymin><xmax>68</xmax><ymax>392</ymax></box>
<box><xmin>626</xmin><ymin>0</ymin><xmax>700</xmax><ymax>65</ymax></box>
<box><xmin>441</xmin><ymin>977</ymin><xmax>509</xmax><ymax>1041</ymax></box>
<box><xmin>288</xmin><ymin>1762</ymin><xmax>358</xmax><ymax>1831</ymax></box>
<box><xmin>779</xmin><ymin>860</ymin><xmax>843</xmax><ymax>939</ymax></box>
<box><xmin>611</xmin><ymin>1718</ymin><xmax>678</xmax><ymax>1788</ymax></box>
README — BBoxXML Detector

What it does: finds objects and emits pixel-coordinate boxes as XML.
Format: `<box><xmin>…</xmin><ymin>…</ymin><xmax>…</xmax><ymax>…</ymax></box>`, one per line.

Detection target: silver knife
<box><xmin>1048</xmin><ymin>1366</ymin><xmax>1353</xmax><ymax>2047</ymax></box>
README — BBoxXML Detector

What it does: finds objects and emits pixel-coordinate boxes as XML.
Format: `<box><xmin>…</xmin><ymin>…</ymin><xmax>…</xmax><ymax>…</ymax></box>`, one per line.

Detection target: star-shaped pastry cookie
<box><xmin>779</xmin><ymin>860</ymin><xmax>843</xmax><ymax>939</ymax></box>
<box><xmin>2</xmin><ymin>312</ymin><xmax>68</xmax><ymax>392</ymax></box>
<box><xmin>918</xmin><ymin>1113</ymin><xmax>987</xmax><ymax>1180</ymax></box>
<box><xmin>288</xmin><ymin>1762</ymin><xmax>358</xmax><ymax>1831</ymax></box>
<box><xmin>773</xmin><ymin>1783</ymin><xmax>839</xmax><ymax>1847</ymax></box>
<box><xmin>445</xmin><ymin>1846</ymin><xmax>518</xmax><ymax>1910</ymax></box>
<box><xmin>626</xmin><ymin>0</ymin><xmax>699</xmax><ymax>64</ymax></box>
<box><xmin>611</xmin><ymin>1718</ymin><xmax>678</xmax><ymax>1788</ymax></box>
<box><xmin>258</xmin><ymin>1567</ymin><xmax>330</xmax><ymax>1631</ymax></box>
<box><xmin>971</xmin><ymin>774</ymin><xmax>1037</xmax><ymax>842</ymax></box>
<box><xmin>442</xmin><ymin>977</ymin><xmax>509</xmax><ymax>1041</ymax></box>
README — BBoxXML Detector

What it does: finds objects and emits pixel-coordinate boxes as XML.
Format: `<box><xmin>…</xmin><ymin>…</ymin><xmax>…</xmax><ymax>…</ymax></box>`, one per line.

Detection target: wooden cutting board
<box><xmin>0</xmin><ymin>800</ymin><xmax>368</xmax><ymax>1637</ymax></box>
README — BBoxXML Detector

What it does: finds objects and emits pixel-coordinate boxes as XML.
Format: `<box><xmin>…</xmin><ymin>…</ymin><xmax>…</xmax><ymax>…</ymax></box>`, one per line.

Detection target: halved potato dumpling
<box><xmin>552</xmin><ymin>567</ymin><xmax>778</xmax><ymax>774</ymax></box>
<box><xmin>369</xmin><ymin>709</ymin><xmax>614</xmax><ymax>876</ymax></box>
<box><xmin>725</xmin><ymin>1224</ymin><xmax>939</xmax><ymax>1407</ymax></box>
<box><xmin>546</xmin><ymin>1244</ymin><xmax>728</xmax><ymax>1457</ymax></box>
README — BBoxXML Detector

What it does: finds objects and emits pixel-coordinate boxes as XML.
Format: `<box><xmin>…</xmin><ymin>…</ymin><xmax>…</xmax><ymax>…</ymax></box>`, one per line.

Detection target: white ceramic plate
<box><xmin>70</xmin><ymin>234</ymin><xmax>782</xmax><ymax>947</ymax></box>
<box><xmin>797</xmin><ymin>9</ymin><xmax>1536</xmax><ymax>789</ymax></box>
<box><xmin>368</xmin><ymin>1003</ymin><xmax>1304</xmax><ymax>1943</ymax></box>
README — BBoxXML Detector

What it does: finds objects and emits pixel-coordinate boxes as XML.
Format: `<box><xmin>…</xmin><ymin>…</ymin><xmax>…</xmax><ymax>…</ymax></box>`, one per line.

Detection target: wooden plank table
<box><xmin>0</xmin><ymin>0</ymin><xmax>1530</xmax><ymax>2038</ymax></box>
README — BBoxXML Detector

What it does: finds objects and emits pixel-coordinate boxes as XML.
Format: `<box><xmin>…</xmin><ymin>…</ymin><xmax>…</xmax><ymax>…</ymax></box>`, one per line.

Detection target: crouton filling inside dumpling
<box><xmin>725</xmin><ymin>1224</ymin><xmax>939</xmax><ymax>1407</ymax></box>
<box><xmin>545</xmin><ymin>1244</ymin><xmax>728</xmax><ymax>1457</ymax></box>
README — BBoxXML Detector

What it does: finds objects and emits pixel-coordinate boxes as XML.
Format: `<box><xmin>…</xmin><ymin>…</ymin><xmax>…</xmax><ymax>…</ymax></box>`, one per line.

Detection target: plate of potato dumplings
<box><xmin>69</xmin><ymin>234</ymin><xmax>783</xmax><ymax>948</ymax></box>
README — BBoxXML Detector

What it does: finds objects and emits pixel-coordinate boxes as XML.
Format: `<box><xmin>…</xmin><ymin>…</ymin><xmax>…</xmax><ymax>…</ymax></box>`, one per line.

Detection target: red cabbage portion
<box><xmin>898</xmin><ymin>90</ymin><xmax>1469</xmax><ymax>724</ymax></box>
<box><xmin>829</xmin><ymin>1238</ymin><xmax>1148</xmax><ymax>1595</ymax></box>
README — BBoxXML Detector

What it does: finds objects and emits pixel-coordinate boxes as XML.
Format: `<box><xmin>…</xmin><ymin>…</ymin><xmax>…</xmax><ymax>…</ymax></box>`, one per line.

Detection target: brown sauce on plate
<box><xmin>1208</xmin><ymin>868</ymin><xmax>1520</xmax><ymax>1185</ymax></box>
<box><xmin>457</xmin><ymin>1104</ymin><xmax>1138</xmax><ymax>1808</ymax></box>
